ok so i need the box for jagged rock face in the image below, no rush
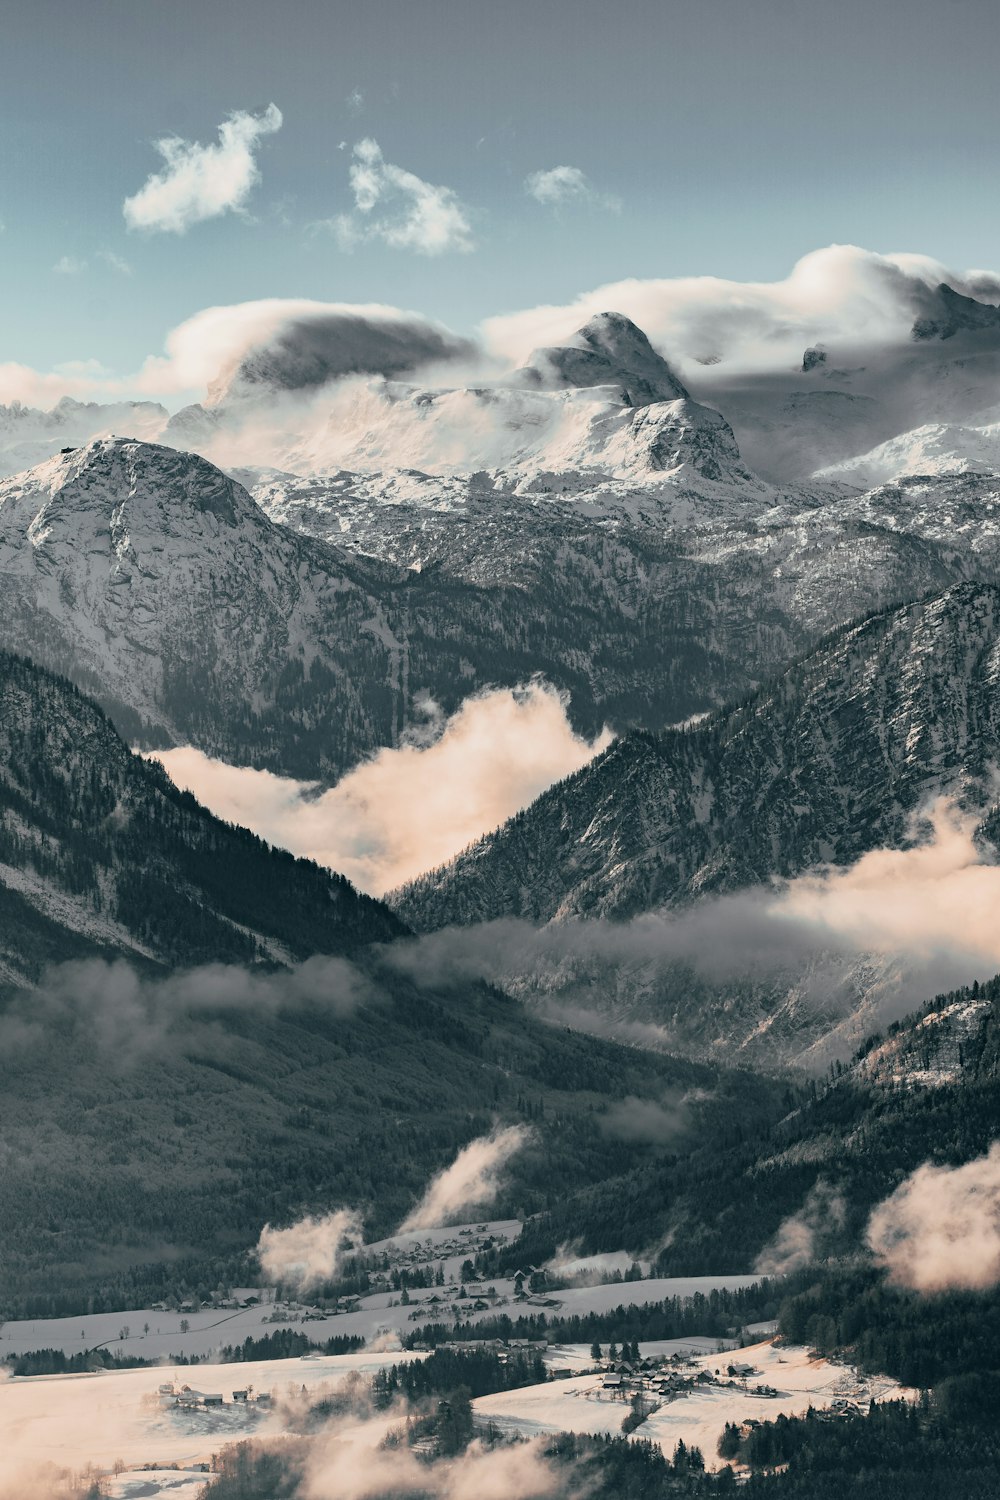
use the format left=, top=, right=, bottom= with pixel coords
left=5, top=437, right=1000, bottom=793
left=391, top=582, right=1000, bottom=930
left=517, top=311, right=691, bottom=408
left=0, top=438, right=416, bottom=778
left=628, top=399, right=754, bottom=481
left=911, top=282, right=1000, bottom=340
left=0, top=651, right=401, bottom=984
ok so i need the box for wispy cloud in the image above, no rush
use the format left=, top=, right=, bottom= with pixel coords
left=99, top=249, right=133, bottom=275
left=123, top=103, right=282, bottom=234
left=53, top=255, right=86, bottom=275
left=524, top=164, right=620, bottom=212
left=399, top=1124, right=533, bottom=1231
left=754, top=1181, right=847, bottom=1275
left=257, top=1207, right=364, bottom=1291
left=326, top=138, right=475, bottom=256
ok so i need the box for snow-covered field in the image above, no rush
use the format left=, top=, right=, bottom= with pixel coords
left=475, top=1339, right=914, bottom=1470
left=0, top=1272, right=761, bottom=1362
left=0, top=1349, right=420, bottom=1499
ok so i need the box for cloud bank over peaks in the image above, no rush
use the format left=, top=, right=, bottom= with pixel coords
left=325, top=138, right=475, bottom=256
left=135, top=297, right=478, bottom=401
left=152, top=683, right=613, bottom=896
left=123, top=104, right=282, bottom=234
left=399, top=1124, right=534, bottom=1231
left=480, top=245, right=1000, bottom=377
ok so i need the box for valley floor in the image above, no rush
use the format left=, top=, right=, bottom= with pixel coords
left=0, top=1272, right=761, bottom=1362
left=0, top=1348, right=421, bottom=1498
left=476, top=1338, right=914, bottom=1471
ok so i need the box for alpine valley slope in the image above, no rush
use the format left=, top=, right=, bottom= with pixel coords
left=0, top=649, right=401, bottom=985
left=484, top=970, right=1000, bottom=1283
left=393, top=581, right=1000, bottom=931
left=0, top=651, right=791, bottom=1308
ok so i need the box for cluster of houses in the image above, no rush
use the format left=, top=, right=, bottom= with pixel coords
left=734, top=1394, right=867, bottom=1443
left=148, top=1294, right=263, bottom=1315
left=598, top=1354, right=770, bottom=1405
left=158, top=1381, right=272, bottom=1411
left=362, top=1224, right=513, bottom=1291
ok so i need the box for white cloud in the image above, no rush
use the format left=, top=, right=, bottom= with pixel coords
left=305, top=1423, right=558, bottom=1500
left=399, top=1125, right=533, bottom=1232
left=150, top=683, right=612, bottom=895
left=866, top=1144, right=1000, bottom=1292
left=123, top=103, right=282, bottom=234
left=133, top=296, right=471, bottom=398
left=326, top=138, right=475, bottom=256
left=257, top=1207, right=365, bottom=1291
left=346, top=88, right=365, bottom=114
left=53, top=255, right=86, bottom=275
left=524, top=165, right=620, bottom=212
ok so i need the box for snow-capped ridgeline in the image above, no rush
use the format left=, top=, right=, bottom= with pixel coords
left=6, top=295, right=1000, bottom=492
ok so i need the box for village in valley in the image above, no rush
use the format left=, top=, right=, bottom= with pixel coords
left=0, top=1218, right=914, bottom=1499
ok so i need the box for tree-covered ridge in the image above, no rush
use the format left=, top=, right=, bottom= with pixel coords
left=0, top=648, right=402, bottom=981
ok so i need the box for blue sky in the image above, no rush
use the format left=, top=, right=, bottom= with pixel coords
left=2, top=0, right=998, bottom=388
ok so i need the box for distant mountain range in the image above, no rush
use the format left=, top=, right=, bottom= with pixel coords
left=5, top=376, right=1000, bottom=788
left=8, top=284, right=1000, bottom=486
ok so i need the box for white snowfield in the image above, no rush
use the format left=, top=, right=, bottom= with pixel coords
left=0, top=1349, right=421, bottom=1499
left=475, top=1339, right=915, bottom=1471
left=0, top=1271, right=760, bottom=1362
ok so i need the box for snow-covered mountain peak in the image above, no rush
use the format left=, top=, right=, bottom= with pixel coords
left=516, top=309, right=690, bottom=408
left=0, top=435, right=261, bottom=554
left=911, top=282, right=1000, bottom=341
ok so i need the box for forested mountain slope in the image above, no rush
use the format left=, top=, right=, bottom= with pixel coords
left=393, top=582, right=1000, bottom=928
left=0, top=650, right=788, bottom=1309
left=0, top=650, right=401, bottom=984
left=485, top=973, right=1000, bottom=1278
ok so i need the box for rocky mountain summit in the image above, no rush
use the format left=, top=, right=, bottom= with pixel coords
left=515, top=310, right=692, bottom=407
